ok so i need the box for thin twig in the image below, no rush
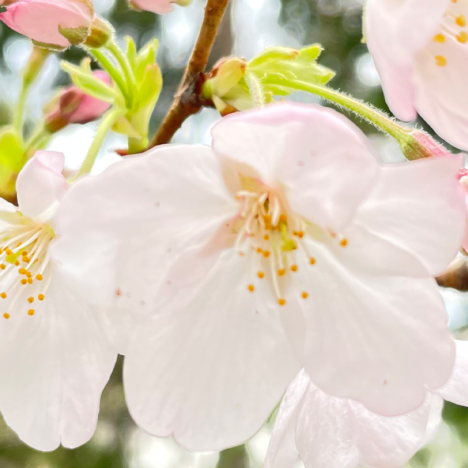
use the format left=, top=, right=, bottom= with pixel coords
left=147, top=0, right=230, bottom=148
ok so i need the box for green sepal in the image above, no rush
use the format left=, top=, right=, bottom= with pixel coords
left=58, top=25, right=90, bottom=46
left=61, top=60, right=121, bottom=104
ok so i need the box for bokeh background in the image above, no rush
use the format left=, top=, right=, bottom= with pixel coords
left=0, top=0, right=467, bottom=466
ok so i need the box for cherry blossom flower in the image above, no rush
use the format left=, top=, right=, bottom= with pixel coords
left=365, top=0, right=468, bottom=150
left=0, top=0, right=94, bottom=49
left=0, top=151, right=117, bottom=451
left=265, top=340, right=468, bottom=468
left=128, top=0, right=190, bottom=15
left=54, top=103, right=465, bottom=451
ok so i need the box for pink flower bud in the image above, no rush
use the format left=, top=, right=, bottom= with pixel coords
left=45, top=71, right=111, bottom=132
left=128, top=0, right=190, bottom=15
left=0, top=0, right=94, bottom=49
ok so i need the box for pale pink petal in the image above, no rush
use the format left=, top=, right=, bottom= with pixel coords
left=414, top=35, right=468, bottom=150
left=0, top=0, right=93, bottom=48
left=267, top=370, right=443, bottom=468
left=264, top=370, right=308, bottom=468
left=347, top=155, right=465, bottom=277
left=212, top=103, right=379, bottom=232
left=0, top=271, right=116, bottom=451
left=53, top=145, right=238, bottom=353
left=124, top=249, right=300, bottom=452
left=436, top=340, right=468, bottom=406
left=130, top=0, right=174, bottom=14
left=365, top=0, right=450, bottom=121
left=17, top=151, right=67, bottom=220
left=287, top=239, right=454, bottom=416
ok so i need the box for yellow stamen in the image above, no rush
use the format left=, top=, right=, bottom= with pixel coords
left=36, top=274, right=43, bottom=281
left=247, top=284, right=255, bottom=292
left=27, top=297, right=34, bottom=304
left=309, top=257, right=316, bottom=265
left=301, top=292, right=309, bottom=299
left=257, top=271, right=265, bottom=279
left=0, top=293, right=6, bottom=299
left=434, top=33, right=446, bottom=43
left=3, top=313, right=9, bottom=319
left=27, top=309, right=35, bottom=316
left=291, top=264, right=298, bottom=272
left=277, top=269, right=286, bottom=277
left=457, top=31, right=468, bottom=43
left=340, top=238, right=348, bottom=247
left=456, top=14, right=466, bottom=27
left=278, top=298, right=286, bottom=306
left=38, top=294, right=45, bottom=301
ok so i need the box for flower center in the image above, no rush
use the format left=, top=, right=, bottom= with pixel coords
left=430, top=1, right=468, bottom=67
left=0, top=212, right=55, bottom=319
left=234, top=182, right=347, bottom=306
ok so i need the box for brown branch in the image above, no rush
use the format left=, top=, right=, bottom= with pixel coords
left=148, top=0, right=230, bottom=148
left=437, top=259, right=468, bottom=291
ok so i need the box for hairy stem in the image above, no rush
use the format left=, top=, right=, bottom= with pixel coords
left=148, top=0, right=230, bottom=148
left=263, top=76, right=410, bottom=141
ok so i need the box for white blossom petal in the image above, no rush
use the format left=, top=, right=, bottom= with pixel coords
left=16, top=151, right=67, bottom=220
left=124, top=249, right=300, bottom=452
left=289, top=240, right=454, bottom=416
left=266, top=370, right=443, bottom=468
left=347, top=155, right=464, bottom=277
left=0, top=271, right=116, bottom=451
left=365, top=0, right=451, bottom=121
left=211, top=104, right=379, bottom=232
left=436, top=340, right=468, bottom=406
left=53, top=145, right=238, bottom=353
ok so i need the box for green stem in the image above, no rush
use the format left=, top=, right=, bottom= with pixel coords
left=73, top=107, right=124, bottom=180
left=263, top=77, right=410, bottom=140
left=107, top=41, right=137, bottom=110
left=88, top=47, right=131, bottom=106
left=215, top=445, right=250, bottom=468
left=24, top=123, right=50, bottom=154
left=13, top=83, right=30, bottom=135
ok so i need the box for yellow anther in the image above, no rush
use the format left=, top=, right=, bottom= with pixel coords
left=38, top=294, right=45, bottom=301
left=27, top=297, right=34, bottom=304
left=5, top=248, right=12, bottom=256
left=0, top=293, right=6, bottom=299
left=457, top=31, right=468, bottom=43
left=36, top=274, right=43, bottom=281
left=27, top=278, right=33, bottom=284
left=309, top=257, right=316, bottom=265
left=263, top=251, right=270, bottom=258
left=21, top=279, right=27, bottom=285
left=263, top=234, right=269, bottom=241
left=278, top=298, right=286, bottom=306
left=19, top=268, right=27, bottom=275
left=0, top=248, right=3, bottom=254
left=21, top=251, right=27, bottom=256
left=23, top=256, right=30, bottom=263
left=26, top=272, right=32, bottom=278
left=277, top=269, right=286, bottom=277
left=279, top=214, right=288, bottom=223
left=340, top=238, right=348, bottom=247
left=256, top=248, right=263, bottom=254
left=433, top=33, right=446, bottom=43
left=247, top=284, right=255, bottom=292
left=291, top=264, right=298, bottom=272
left=456, top=14, right=466, bottom=27
left=263, top=214, right=272, bottom=223
left=0, top=264, right=5, bottom=270
left=295, top=231, right=304, bottom=238
left=27, top=309, right=35, bottom=316
left=14, top=261, right=19, bottom=266
left=301, top=292, right=309, bottom=299
left=257, top=271, right=265, bottom=279
left=3, top=313, right=9, bottom=319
